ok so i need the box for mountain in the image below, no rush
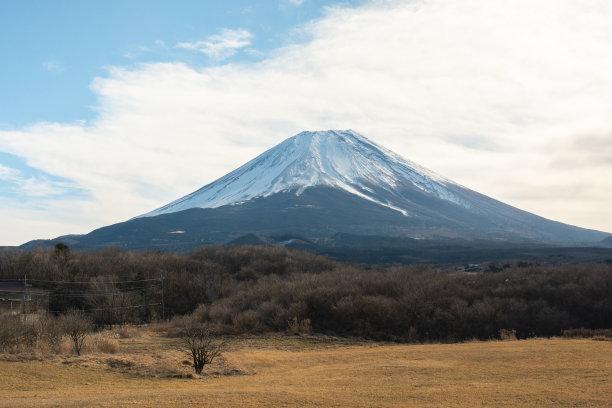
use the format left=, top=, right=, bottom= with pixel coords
left=137, top=129, right=606, bottom=242
left=142, top=129, right=465, bottom=218
left=21, top=130, right=609, bottom=255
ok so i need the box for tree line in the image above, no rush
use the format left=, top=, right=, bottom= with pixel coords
left=1, top=244, right=611, bottom=342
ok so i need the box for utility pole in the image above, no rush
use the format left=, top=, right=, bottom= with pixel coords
left=23, top=274, right=32, bottom=317
left=160, top=274, right=165, bottom=320
left=23, top=274, right=27, bottom=316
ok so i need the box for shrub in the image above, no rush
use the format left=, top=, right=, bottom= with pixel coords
left=58, top=310, right=93, bottom=356
left=499, top=329, right=517, bottom=341
left=36, top=313, right=63, bottom=354
left=0, top=314, right=23, bottom=352
left=177, top=318, right=224, bottom=375
left=286, top=317, right=312, bottom=335
left=0, top=312, right=63, bottom=354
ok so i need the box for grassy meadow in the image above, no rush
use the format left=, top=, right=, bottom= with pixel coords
left=1, top=330, right=610, bottom=407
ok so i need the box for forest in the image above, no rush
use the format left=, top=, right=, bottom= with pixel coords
left=1, top=244, right=611, bottom=342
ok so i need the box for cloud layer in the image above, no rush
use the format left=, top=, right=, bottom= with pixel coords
left=1, top=0, right=612, bottom=245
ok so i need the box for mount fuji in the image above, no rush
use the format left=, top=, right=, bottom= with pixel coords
left=22, top=130, right=609, bottom=255
left=142, top=129, right=465, bottom=218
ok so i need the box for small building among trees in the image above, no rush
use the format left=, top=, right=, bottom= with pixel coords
left=0, top=281, right=48, bottom=314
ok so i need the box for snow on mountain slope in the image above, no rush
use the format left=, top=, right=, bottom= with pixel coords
left=141, top=130, right=469, bottom=218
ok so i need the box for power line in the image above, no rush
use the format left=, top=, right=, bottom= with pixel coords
left=1, top=278, right=162, bottom=284
left=27, top=278, right=162, bottom=284
left=47, top=302, right=163, bottom=314
left=0, top=286, right=160, bottom=297
left=3, top=275, right=166, bottom=320
left=0, top=285, right=160, bottom=292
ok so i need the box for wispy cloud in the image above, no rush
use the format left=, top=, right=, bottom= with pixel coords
left=175, top=28, right=253, bottom=60
left=1, top=0, right=612, bottom=245
left=123, top=41, right=168, bottom=59
left=288, top=0, right=305, bottom=6
left=0, top=163, right=20, bottom=180
left=0, top=160, right=86, bottom=199
left=42, top=60, right=63, bottom=73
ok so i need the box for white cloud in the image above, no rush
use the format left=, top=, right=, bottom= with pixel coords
left=175, top=28, right=253, bottom=60
left=1, top=0, right=612, bottom=245
left=42, top=61, right=63, bottom=73
left=0, top=164, right=20, bottom=179
left=0, top=163, right=84, bottom=199
left=288, top=0, right=305, bottom=6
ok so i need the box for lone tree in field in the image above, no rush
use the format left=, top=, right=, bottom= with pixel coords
left=179, top=322, right=224, bottom=375
left=59, top=309, right=93, bottom=356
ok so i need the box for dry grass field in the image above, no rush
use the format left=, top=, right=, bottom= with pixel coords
left=0, top=330, right=610, bottom=407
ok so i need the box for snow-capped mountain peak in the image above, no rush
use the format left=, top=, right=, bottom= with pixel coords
left=38, top=129, right=607, bottom=250
left=141, top=130, right=467, bottom=218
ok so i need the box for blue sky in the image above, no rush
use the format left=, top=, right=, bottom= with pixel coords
left=0, top=0, right=361, bottom=244
left=0, top=0, right=360, bottom=126
left=1, top=0, right=612, bottom=245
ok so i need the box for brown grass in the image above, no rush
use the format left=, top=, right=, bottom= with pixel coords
left=0, top=334, right=610, bottom=407
left=87, top=334, right=119, bottom=354
left=114, top=325, right=144, bottom=339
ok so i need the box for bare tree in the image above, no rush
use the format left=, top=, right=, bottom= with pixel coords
left=179, top=321, right=224, bottom=375
left=87, top=275, right=137, bottom=327
left=59, top=310, right=93, bottom=356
